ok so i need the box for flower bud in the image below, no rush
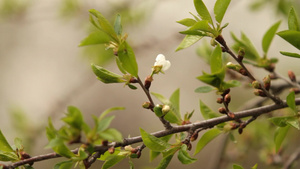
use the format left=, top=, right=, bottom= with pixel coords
left=263, top=75, right=271, bottom=91
left=238, top=68, right=248, bottom=76
left=190, top=132, right=199, bottom=142
left=216, top=98, right=223, bottom=104
left=224, top=94, right=231, bottom=104
left=251, top=80, right=261, bottom=89
left=152, top=65, right=163, bottom=74
left=288, top=70, right=296, bottom=82
left=102, top=140, right=108, bottom=146
left=237, top=48, right=245, bottom=62
left=144, top=76, right=153, bottom=90
left=108, top=147, right=115, bottom=154
left=238, top=127, right=243, bottom=134
left=129, top=77, right=138, bottom=83
left=227, top=112, right=235, bottom=119
left=142, top=102, right=153, bottom=109
left=222, top=88, right=231, bottom=96
left=210, top=38, right=217, bottom=47
left=153, top=104, right=163, bottom=117
left=162, top=105, right=171, bottom=114
left=253, top=89, right=267, bottom=97
left=218, top=107, right=227, bottom=114
left=124, top=145, right=133, bottom=151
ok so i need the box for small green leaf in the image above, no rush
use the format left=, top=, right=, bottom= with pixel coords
left=197, top=70, right=225, bottom=89
left=0, top=130, right=14, bottom=152
left=101, top=155, right=126, bottom=169
left=79, top=31, right=111, bottom=47
left=99, top=107, right=125, bottom=121
left=150, top=151, right=161, bottom=162
left=274, top=126, right=290, bottom=152
left=287, top=91, right=297, bottom=113
left=277, top=30, right=300, bottom=50
left=114, top=14, right=122, bottom=36
left=98, top=128, right=123, bottom=142
left=251, top=164, right=258, bottom=169
left=195, top=86, right=215, bottom=93
left=269, top=116, right=288, bottom=127
left=46, top=118, right=57, bottom=140
left=150, top=135, right=174, bottom=162
left=214, top=0, right=231, bottom=23
left=177, top=18, right=196, bottom=27
left=178, top=144, right=197, bottom=164
left=97, top=116, right=115, bottom=133
left=233, top=164, right=244, bottom=169
left=155, top=153, right=174, bottom=169
left=117, top=42, right=139, bottom=77
left=288, top=7, right=300, bottom=31
left=176, top=35, right=203, bottom=51
left=54, top=160, right=73, bottom=169
left=151, top=92, right=170, bottom=105
left=280, top=51, right=300, bottom=58
left=62, top=106, right=84, bottom=130
left=179, top=30, right=208, bottom=36
left=199, top=100, right=220, bottom=120
left=89, top=9, right=118, bottom=43
left=194, top=128, right=222, bottom=155
left=262, top=21, right=281, bottom=54
left=140, top=128, right=170, bottom=152
left=153, top=106, right=164, bottom=117
left=0, top=151, right=19, bottom=161
left=223, top=80, right=241, bottom=89
left=193, top=0, right=213, bottom=24
left=169, top=89, right=182, bottom=122
left=91, top=64, right=124, bottom=84
left=14, top=138, right=23, bottom=150
left=210, top=44, right=223, bottom=74
left=189, top=20, right=214, bottom=33
left=45, top=137, right=75, bottom=158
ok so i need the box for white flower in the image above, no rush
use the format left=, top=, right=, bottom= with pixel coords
left=154, top=54, right=171, bottom=72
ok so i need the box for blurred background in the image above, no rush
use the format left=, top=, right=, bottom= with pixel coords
left=1, top=0, right=300, bottom=168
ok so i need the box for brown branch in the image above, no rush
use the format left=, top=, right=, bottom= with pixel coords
left=5, top=98, right=300, bottom=169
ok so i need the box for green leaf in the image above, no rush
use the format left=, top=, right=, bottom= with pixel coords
left=199, top=100, right=220, bottom=120
left=89, top=9, right=118, bottom=42
left=270, top=116, right=300, bottom=130
left=223, top=80, right=241, bottom=89
left=140, top=128, right=170, bottom=152
left=214, top=0, right=231, bottom=23
left=277, top=30, right=300, bottom=50
left=150, top=134, right=174, bottom=162
left=0, top=130, right=14, bottom=152
left=288, top=7, right=300, bottom=31
left=177, top=18, right=197, bottom=27
left=54, top=160, right=73, bottom=169
left=98, top=128, right=123, bottom=142
left=231, top=32, right=260, bottom=61
left=14, top=137, right=23, bottom=150
left=153, top=106, right=164, bottom=117
left=114, top=14, right=122, bottom=36
left=45, top=137, right=75, bottom=158
left=169, top=89, right=182, bottom=122
left=0, top=151, right=19, bottom=161
left=251, top=164, right=258, bottom=169
left=99, top=107, right=125, bottom=121
left=210, top=44, right=223, bottom=74
left=274, top=126, right=290, bottom=152
left=151, top=92, right=170, bottom=105
left=91, top=64, right=124, bottom=84
left=176, top=35, right=203, bottom=51
left=101, top=155, right=126, bottom=169
left=179, top=30, right=208, bottom=36
left=195, top=86, right=215, bottom=93
left=280, top=51, right=300, bottom=58
left=46, top=118, right=57, bottom=140
left=97, top=116, right=115, bottom=133
left=189, top=20, right=214, bottom=33
left=117, top=42, right=139, bottom=77
left=269, top=116, right=288, bottom=127
left=233, top=164, right=244, bottom=169
left=197, top=70, right=225, bottom=89
left=287, top=91, right=297, bottom=113
left=178, top=144, right=197, bottom=164
left=262, top=21, right=281, bottom=54
left=62, top=106, right=84, bottom=130
left=194, top=128, right=222, bottom=155
left=193, top=0, right=213, bottom=24
left=79, top=31, right=111, bottom=47
left=155, top=153, right=174, bottom=169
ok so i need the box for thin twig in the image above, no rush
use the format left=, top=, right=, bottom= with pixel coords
left=283, top=147, right=300, bottom=169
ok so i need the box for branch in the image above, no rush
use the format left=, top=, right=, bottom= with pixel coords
left=6, top=98, right=300, bottom=169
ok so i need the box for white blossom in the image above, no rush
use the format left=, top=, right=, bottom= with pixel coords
left=154, top=54, right=171, bottom=72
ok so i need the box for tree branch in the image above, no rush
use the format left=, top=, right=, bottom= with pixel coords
left=5, top=98, right=300, bottom=169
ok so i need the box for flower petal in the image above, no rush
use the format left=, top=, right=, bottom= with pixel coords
left=156, top=54, right=166, bottom=62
